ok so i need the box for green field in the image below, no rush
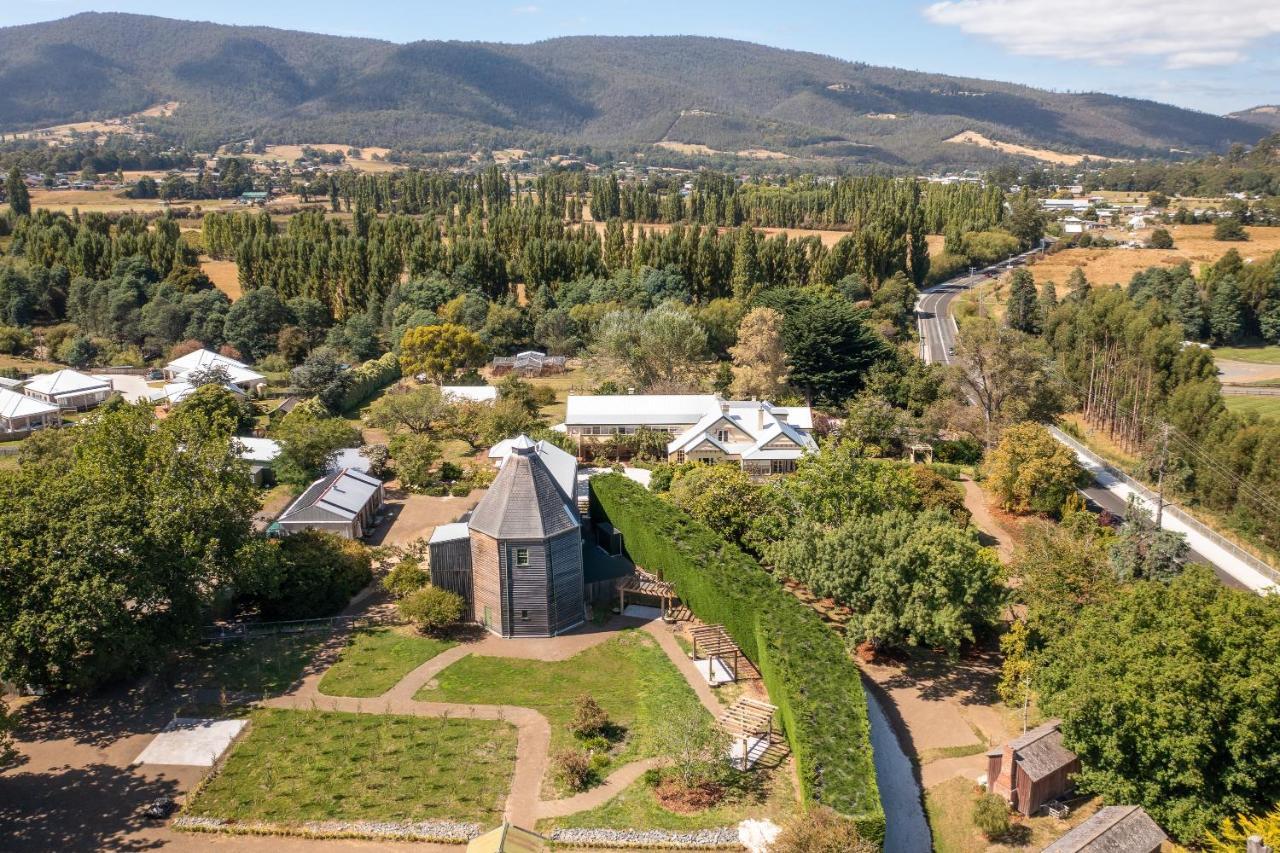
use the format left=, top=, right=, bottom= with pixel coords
left=1224, top=395, right=1280, bottom=421
left=415, top=630, right=706, bottom=790
left=1214, top=346, right=1280, bottom=365
left=186, top=709, right=516, bottom=824
left=318, top=627, right=455, bottom=698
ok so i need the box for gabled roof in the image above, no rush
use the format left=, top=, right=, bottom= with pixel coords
left=1042, top=806, right=1167, bottom=853
left=668, top=401, right=817, bottom=459
left=470, top=437, right=579, bottom=540
left=279, top=468, right=382, bottom=524
left=566, top=394, right=720, bottom=426
left=990, top=719, right=1078, bottom=782
left=488, top=435, right=577, bottom=498
left=233, top=437, right=281, bottom=464
left=163, top=380, right=246, bottom=406
left=0, top=387, right=59, bottom=419
left=442, top=385, right=498, bottom=403
left=23, top=369, right=111, bottom=397
left=165, top=349, right=265, bottom=386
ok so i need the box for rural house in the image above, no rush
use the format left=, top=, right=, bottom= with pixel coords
left=987, top=720, right=1080, bottom=815
left=163, top=349, right=266, bottom=393
left=1042, top=806, right=1167, bottom=853
left=562, top=394, right=816, bottom=473
left=273, top=468, right=384, bottom=539
left=442, top=385, right=499, bottom=403
left=22, top=369, right=113, bottom=411
left=429, top=435, right=585, bottom=638
left=0, top=387, right=60, bottom=438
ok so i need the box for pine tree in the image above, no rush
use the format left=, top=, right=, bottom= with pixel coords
left=1209, top=276, right=1245, bottom=345
left=1066, top=267, right=1090, bottom=302
left=1173, top=276, right=1208, bottom=341
left=1038, top=280, right=1058, bottom=325
left=1005, top=268, right=1040, bottom=334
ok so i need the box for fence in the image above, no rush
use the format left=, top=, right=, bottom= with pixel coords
left=200, top=612, right=396, bottom=642
left=1049, top=426, right=1280, bottom=585
left=1221, top=385, right=1280, bottom=397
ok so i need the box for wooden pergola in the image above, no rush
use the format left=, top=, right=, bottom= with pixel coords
left=618, top=568, right=678, bottom=619
left=691, top=624, right=747, bottom=683
left=717, top=697, right=778, bottom=770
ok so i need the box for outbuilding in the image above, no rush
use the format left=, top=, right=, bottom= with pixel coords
left=987, top=720, right=1080, bottom=816
left=0, top=387, right=60, bottom=437
left=274, top=468, right=384, bottom=539
left=1042, top=806, right=1167, bottom=853
left=22, top=369, right=113, bottom=411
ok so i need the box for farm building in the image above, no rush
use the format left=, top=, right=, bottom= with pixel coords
left=22, top=369, right=113, bottom=411
left=163, top=349, right=265, bottom=393
left=562, top=395, right=816, bottom=474
left=0, top=387, right=60, bottom=438
left=1042, top=806, right=1167, bottom=853
left=274, top=468, right=384, bottom=539
left=428, top=435, right=587, bottom=638
left=233, top=437, right=281, bottom=486
left=491, top=351, right=567, bottom=377
left=987, top=720, right=1080, bottom=816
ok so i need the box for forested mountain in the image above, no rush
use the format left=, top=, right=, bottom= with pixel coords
left=1231, top=106, right=1280, bottom=132
left=0, top=13, right=1263, bottom=168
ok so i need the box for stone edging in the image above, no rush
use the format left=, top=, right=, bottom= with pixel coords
left=546, top=826, right=743, bottom=848
left=172, top=815, right=480, bottom=843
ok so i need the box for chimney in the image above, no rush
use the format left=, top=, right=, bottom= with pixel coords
left=756, top=403, right=765, bottom=432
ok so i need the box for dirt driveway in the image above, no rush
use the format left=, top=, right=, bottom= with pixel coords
left=367, top=487, right=484, bottom=547
left=1218, top=358, right=1280, bottom=384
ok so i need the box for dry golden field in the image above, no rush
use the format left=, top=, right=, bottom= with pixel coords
left=200, top=258, right=243, bottom=301
left=25, top=188, right=195, bottom=215
left=653, top=140, right=791, bottom=160
left=9, top=101, right=179, bottom=146
left=944, top=130, right=1106, bottom=166
left=1026, top=224, right=1280, bottom=287
left=241, top=144, right=399, bottom=173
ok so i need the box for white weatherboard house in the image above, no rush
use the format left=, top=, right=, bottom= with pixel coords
left=274, top=468, right=384, bottom=539
left=0, top=387, right=60, bottom=437
left=163, top=349, right=265, bottom=392
left=22, top=369, right=113, bottom=411
left=442, top=385, right=499, bottom=404
left=562, top=394, right=816, bottom=475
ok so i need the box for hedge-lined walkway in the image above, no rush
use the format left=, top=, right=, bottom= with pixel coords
left=250, top=614, right=718, bottom=827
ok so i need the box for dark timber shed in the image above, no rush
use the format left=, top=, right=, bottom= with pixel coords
left=468, top=437, right=584, bottom=637
left=987, top=719, right=1080, bottom=816
left=1041, top=806, right=1167, bottom=853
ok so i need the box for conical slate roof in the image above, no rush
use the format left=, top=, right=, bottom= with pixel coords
left=468, top=436, right=579, bottom=540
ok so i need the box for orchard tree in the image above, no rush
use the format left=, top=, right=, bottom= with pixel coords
left=272, top=411, right=360, bottom=484
left=667, top=463, right=766, bottom=546
left=986, top=422, right=1083, bottom=515
left=367, top=382, right=451, bottom=434
left=588, top=303, right=710, bottom=392
left=399, top=323, right=486, bottom=384
left=728, top=306, right=788, bottom=399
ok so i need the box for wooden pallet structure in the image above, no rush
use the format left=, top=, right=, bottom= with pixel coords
left=617, top=566, right=679, bottom=619
left=717, top=697, right=779, bottom=771
left=690, top=624, right=757, bottom=683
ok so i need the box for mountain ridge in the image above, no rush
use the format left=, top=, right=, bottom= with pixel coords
left=0, top=12, right=1265, bottom=168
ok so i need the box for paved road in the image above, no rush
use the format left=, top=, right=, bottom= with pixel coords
left=913, top=253, right=1265, bottom=592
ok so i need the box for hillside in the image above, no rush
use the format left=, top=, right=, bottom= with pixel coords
left=1231, top=106, right=1280, bottom=132
left=0, top=12, right=1264, bottom=168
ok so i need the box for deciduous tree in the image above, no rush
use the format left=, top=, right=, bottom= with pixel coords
left=398, top=323, right=486, bottom=384
left=728, top=307, right=788, bottom=399
left=986, top=422, right=1083, bottom=515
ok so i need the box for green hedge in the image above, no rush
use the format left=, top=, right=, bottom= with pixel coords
left=335, top=352, right=400, bottom=413
left=589, top=474, right=885, bottom=842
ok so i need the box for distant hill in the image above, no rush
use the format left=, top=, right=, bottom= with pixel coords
left=0, top=13, right=1265, bottom=168
left=1230, top=106, right=1280, bottom=132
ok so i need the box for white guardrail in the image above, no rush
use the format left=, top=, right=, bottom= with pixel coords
left=1049, top=426, right=1280, bottom=590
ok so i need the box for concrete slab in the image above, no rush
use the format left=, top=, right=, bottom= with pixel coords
left=727, top=735, right=769, bottom=771
left=133, top=718, right=246, bottom=767
left=621, top=604, right=663, bottom=620
left=693, top=656, right=734, bottom=686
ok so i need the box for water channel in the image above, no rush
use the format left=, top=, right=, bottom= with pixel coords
left=865, top=689, right=932, bottom=852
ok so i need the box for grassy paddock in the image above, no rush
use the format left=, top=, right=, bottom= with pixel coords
left=1223, top=395, right=1280, bottom=421
left=186, top=709, right=516, bottom=824
left=318, top=627, right=455, bottom=697
left=415, top=630, right=706, bottom=790
left=1215, top=345, right=1280, bottom=365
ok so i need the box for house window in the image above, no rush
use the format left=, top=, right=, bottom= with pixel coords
left=515, top=548, right=529, bottom=566
left=770, top=459, right=797, bottom=474
left=716, top=429, right=730, bottom=443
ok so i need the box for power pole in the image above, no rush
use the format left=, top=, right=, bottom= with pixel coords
left=1154, top=422, right=1170, bottom=528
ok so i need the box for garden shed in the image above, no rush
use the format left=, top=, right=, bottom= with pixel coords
left=987, top=719, right=1080, bottom=816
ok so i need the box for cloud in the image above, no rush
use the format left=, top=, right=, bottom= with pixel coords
left=923, top=0, right=1280, bottom=68
left=511, top=4, right=541, bottom=13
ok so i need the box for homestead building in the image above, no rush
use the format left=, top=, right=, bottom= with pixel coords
left=0, top=387, right=60, bottom=438
left=22, top=369, right=113, bottom=411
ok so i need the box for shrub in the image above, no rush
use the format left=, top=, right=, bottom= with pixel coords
left=398, top=585, right=465, bottom=634
left=570, top=694, right=610, bottom=739
left=439, top=461, right=464, bottom=482
left=973, top=792, right=1011, bottom=839
left=251, top=531, right=373, bottom=619
left=588, top=474, right=884, bottom=841
left=425, top=485, right=448, bottom=497
left=772, top=806, right=877, bottom=853
left=449, top=484, right=472, bottom=497
left=383, top=557, right=429, bottom=599
left=552, top=748, right=593, bottom=791
left=1213, top=218, right=1248, bottom=242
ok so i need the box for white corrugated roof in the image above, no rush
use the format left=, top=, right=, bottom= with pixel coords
left=23, top=369, right=111, bottom=397
left=429, top=522, right=470, bottom=544
left=233, top=437, right=281, bottom=464
left=165, top=349, right=265, bottom=386
left=163, top=381, right=246, bottom=405
left=0, top=387, right=59, bottom=419
left=442, top=385, right=498, bottom=403
left=565, top=394, right=720, bottom=426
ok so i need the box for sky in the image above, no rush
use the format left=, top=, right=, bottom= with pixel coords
left=2, top=0, right=1278, bottom=114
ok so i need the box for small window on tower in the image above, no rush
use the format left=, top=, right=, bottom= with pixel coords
left=521, top=609, right=529, bottom=620
left=515, top=548, right=529, bottom=566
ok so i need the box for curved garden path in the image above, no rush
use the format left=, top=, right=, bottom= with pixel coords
left=260, top=616, right=724, bottom=826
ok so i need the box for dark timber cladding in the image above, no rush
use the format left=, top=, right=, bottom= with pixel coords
left=468, top=437, right=583, bottom=638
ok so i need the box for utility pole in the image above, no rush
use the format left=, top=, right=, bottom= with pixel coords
left=1154, top=422, right=1170, bottom=528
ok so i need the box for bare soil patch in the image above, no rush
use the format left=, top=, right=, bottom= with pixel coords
left=945, top=131, right=1106, bottom=166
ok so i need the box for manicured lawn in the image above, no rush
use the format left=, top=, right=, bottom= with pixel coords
left=538, top=762, right=797, bottom=833
left=1214, top=345, right=1280, bottom=365
left=415, top=630, right=706, bottom=789
left=181, top=634, right=324, bottom=697
left=186, top=709, right=516, bottom=824
left=318, top=627, right=455, bottom=697
left=1224, top=394, right=1280, bottom=422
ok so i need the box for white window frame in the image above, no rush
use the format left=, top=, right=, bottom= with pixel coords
left=515, top=547, right=529, bottom=566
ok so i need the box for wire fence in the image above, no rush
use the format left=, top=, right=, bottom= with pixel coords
left=1049, top=426, right=1280, bottom=585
